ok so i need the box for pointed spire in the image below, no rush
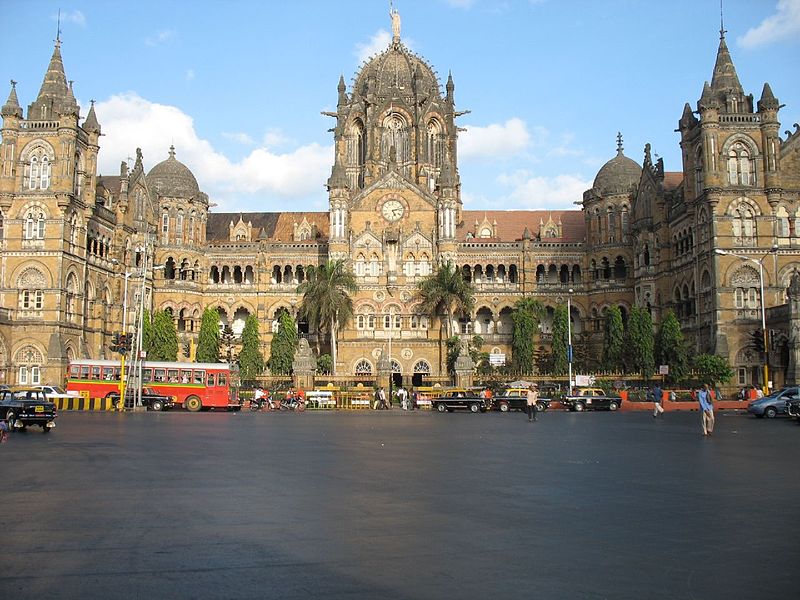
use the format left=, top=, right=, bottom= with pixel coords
left=758, top=82, right=779, bottom=112
left=709, top=34, right=743, bottom=97
left=2, top=80, right=22, bottom=118
left=698, top=81, right=717, bottom=110
left=439, top=154, right=457, bottom=187
left=446, top=71, right=454, bottom=101
left=337, top=74, right=347, bottom=105
left=28, top=39, right=72, bottom=119
left=83, top=99, right=101, bottom=134
left=327, top=152, right=349, bottom=189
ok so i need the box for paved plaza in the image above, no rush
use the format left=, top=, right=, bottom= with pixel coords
left=1, top=409, right=798, bottom=599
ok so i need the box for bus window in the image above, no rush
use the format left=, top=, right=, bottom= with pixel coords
left=167, top=369, right=179, bottom=383
left=91, top=366, right=101, bottom=380
left=81, top=366, right=90, bottom=379
left=142, top=369, right=153, bottom=383
left=70, top=365, right=80, bottom=377
left=218, top=373, right=227, bottom=387
left=207, top=373, right=216, bottom=387
left=193, top=370, right=204, bottom=385
left=103, top=367, right=114, bottom=380
left=114, top=368, right=121, bottom=380
left=154, top=369, right=166, bottom=383
left=180, top=370, right=191, bottom=384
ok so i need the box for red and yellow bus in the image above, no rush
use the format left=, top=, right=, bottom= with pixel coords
left=66, top=359, right=239, bottom=411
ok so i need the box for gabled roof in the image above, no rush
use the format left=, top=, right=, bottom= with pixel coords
left=663, top=172, right=683, bottom=191
left=206, top=212, right=329, bottom=243
left=460, top=210, right=585, bottom=243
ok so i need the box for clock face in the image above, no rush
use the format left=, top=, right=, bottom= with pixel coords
left=381, top=199, right=405, bottom=222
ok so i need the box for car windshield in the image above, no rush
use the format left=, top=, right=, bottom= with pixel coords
left=48, top=386, right=67, bottom=394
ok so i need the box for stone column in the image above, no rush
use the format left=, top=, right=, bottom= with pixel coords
left=453, top=338, right=475, bottom=389
left=292, top=338, right=316, bottom=390
left=785, top=271, right=800, bottom=384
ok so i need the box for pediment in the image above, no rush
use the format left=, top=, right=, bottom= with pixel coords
left=353, top=230, right=384, bottom=249
left=403, top=230, right=433, bottom=250
left=350, top=169, right=436, bottom=209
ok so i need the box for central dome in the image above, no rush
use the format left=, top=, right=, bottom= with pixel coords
left=593, top=147, right=641, bottom=196
left=147, top=146, right=200, bottom=198
left=353, top=42, right=440, bottom=99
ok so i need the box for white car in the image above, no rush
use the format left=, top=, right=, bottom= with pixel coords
left=34, top=385, right=80, bottom=400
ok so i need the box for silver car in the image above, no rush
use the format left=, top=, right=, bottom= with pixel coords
left=747, top=387, right=799, bottom=418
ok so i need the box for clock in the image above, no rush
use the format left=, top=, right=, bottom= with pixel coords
left=381, top=199, right=405, bottom=222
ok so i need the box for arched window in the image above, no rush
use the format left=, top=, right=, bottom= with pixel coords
left=694, top=145, right=704, bottom=197
left=29, top=157, right=39, bottom=190
left=727, top=141, right=754, bottom=186
left=175, top=212, right=184, bottom=244
left=161, top=210, right=169, bottom=243
left=354, top=359, right=373, bottom=375
left=73, top=153, right=81, bottom=197
left=777, top=207, right=790, bottom=239
left=16, top=346, right=44, bottom=385
left=40, top=156, right=50, bottom=189
left=381, top=113, right=409, bottom=164
left=413, top=360, right=431, bottom=374
left=427, top=119, right=443, bottom=167
left=24, top=210, right=46, bottom=240
left=732, top=205, right=755, bottom=242
left=188, top=212, right=196, bottom=244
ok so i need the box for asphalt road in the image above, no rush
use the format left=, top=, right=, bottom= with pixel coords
left=1, top=408, right=798, bottom=600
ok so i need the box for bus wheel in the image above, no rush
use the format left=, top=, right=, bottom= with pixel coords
left=185, top=396, right=202, bottom=412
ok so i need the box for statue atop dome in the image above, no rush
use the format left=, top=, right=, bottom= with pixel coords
left=390, top=5, right=401, bottom=42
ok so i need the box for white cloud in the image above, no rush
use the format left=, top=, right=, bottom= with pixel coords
left=459, top=118, right=531, bottom=159
left=222, top=132, right=255, bottom=145
left=94, top=93, right=332, bottom=210
left=355, top=29, right=392, bottom=64
left=262, top=129, right=291, bottom=148
left=145, top=29, right=173, bottom=47
left=495, top=170, right=591, bottom=210
left=185, top=69, right=195, bottom=81
left=739, top=0, right=800, bottom=48
left=53, top=10, right=86, bottom=26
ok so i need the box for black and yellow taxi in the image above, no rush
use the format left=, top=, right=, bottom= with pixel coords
left=0, top=386, right=58, bottom=432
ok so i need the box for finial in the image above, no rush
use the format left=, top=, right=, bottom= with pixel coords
left=719, top=0, right=726, bottom=40
left=169, top=145, right=176, bottom=158
left=10, top=80, right=16, bottom=89
left=389, top=1, right=401, bottom=42
left=90, top=99, right=95, bottom=107
left=616, top=132, right=624, bottom=155
left=56, top=8, right=62, bottom=47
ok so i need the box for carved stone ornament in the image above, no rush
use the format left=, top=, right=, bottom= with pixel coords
left=731, top=265, right=759, bottom=286
left=374, top=290, right=385, bottom=302
left=372, top=347, right=382, bottom=359
left=788, top=270, right=800, bottom=300
left=401, top=348, right=413, bottom=360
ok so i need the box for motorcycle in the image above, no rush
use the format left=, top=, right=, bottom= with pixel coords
left=249, top=393, right=276, bottom=411
left=281, top=394, right=306, bottom=412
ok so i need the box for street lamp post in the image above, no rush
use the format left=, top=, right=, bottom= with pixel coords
left=716, top=247, right=778, bottom=394
left=567, top=288, right=574, bottom=394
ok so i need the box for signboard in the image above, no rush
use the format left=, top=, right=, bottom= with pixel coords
left=659, top=365, right=669, bottom=375
left=489, top=353, right=506, bottom=366
left=575, top=374, right=595, bottom=387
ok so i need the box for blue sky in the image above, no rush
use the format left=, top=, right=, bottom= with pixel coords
left=2, top=0, right=799, bottom=213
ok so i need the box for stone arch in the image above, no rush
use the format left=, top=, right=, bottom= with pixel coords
left=725, top=195, right=762, bottom=217
left=354, top=358, right=373, bottom=375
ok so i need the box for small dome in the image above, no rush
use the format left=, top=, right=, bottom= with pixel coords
left=146, top=146, right=199, bottom=198
left=593, top=137, right=641, bottom=196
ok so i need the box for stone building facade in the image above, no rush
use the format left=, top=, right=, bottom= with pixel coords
left=1, top=21, right=799, bottom=389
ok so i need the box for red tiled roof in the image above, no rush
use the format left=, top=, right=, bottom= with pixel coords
left=206, top=212, right=329, bottom=242
left=460, top=210, right=585, bottom=243
left=663, top=172, right=683, bottom=191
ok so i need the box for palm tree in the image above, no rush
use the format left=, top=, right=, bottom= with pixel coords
left=297, top=259, right=358, bottom=376
left=416, top=261, right=476, bottom=374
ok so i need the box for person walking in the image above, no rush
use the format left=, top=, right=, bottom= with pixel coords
left=652, top=383, right=664, bottom=418
left=698, top=383, right=715, bottom=436
left=526, top=384, right=539, bottom=422
left=378, top=387, right=389, bottom=410
left=397, top=386, right=408, bottom=410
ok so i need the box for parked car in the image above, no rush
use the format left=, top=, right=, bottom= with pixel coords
left=747, top=387, right=799, bottom=418
left=0, top=387, right=58, bottom=432
left=492, top=388, right=550, bottom=413
left=562, top=387, right=622, bottom=412
left=108, top=387, right=175, bottom=411
left=431, top=391, right=489, bottom=413
left=33, top=384, right=80, bottom=400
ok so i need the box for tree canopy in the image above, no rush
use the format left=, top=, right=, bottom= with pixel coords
left=625, top=307, right=655, bottom=376
left=655, top=309, right=688, bottom=383
left=196, top=308, right=221, bottom=363
left=267, top=310, right=298, bottom=375
left=602, top=306, right=625, bottom=372
left=511, top=297, right=544, bottom=373
left=551, top=304, right=569, bottom=375
left=297, top=259, right=358, bottom=375
left=238, top=314, right=264, bottom=381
